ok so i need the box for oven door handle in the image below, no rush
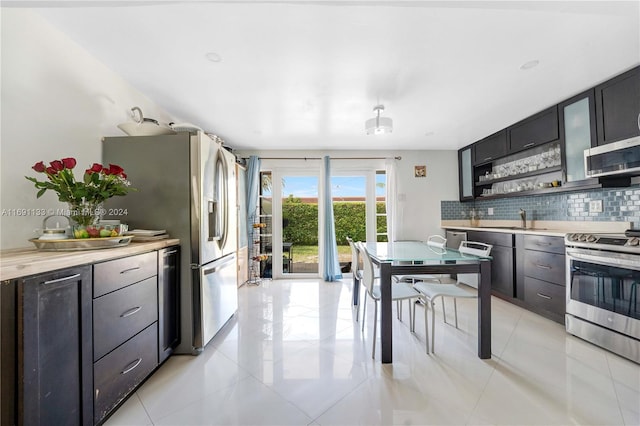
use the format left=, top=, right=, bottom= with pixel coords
left=566, top=248, right=640, bottom=270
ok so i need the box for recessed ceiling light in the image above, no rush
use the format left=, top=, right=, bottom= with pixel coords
left=520, top=60, right=539, bottom=70
left=205, top=52, right=222, bottom=63
left=425, top=131, right=435, bottom=137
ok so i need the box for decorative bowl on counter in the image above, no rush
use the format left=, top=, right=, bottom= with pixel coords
left=29, top=235, right=134, bottom=251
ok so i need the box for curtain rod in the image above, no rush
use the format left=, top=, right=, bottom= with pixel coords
left=251, top=156, right=402, bottom=161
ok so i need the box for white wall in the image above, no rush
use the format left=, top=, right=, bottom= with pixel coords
left=0, top=9, right=460, bottom=250
left=1, top=9, right=174, bottom=249
left=236, top=149, right=459, bottom=241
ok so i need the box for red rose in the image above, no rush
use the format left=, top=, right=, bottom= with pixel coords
left=121, top=172, right=127, bottom=179
left=45, top=166, right=57, bottom=175
left=50, top=160, right=64, bottom=171
left=89, top=163, right=103, bottom=173
left=32, top=161, right=46, bottom=173
left=61, top=157, right=76, bottom=169
left=102, top=166, right=112, bottom=175
left=108, top=164, right=124, bottom=176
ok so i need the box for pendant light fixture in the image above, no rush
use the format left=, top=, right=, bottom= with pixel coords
left=365, top=104, right=393, bottom=135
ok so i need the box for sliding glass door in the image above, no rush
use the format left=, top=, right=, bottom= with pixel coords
left=259, top=162, right=388, bottom=279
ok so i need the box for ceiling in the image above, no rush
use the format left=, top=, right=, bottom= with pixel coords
left=22, top=1, right=640, bottom=151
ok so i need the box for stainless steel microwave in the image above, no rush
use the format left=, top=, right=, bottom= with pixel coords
left=584, top=136, right=640, bottom=178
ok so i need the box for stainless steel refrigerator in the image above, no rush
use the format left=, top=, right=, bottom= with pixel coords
left=103, top=131, right=238, bottom=354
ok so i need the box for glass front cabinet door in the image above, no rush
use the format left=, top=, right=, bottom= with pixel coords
left=459, top=145, right=474, bottom=200
left=559, top=89, right=597, bottom=184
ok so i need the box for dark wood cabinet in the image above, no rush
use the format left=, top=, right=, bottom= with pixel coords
left=2, top=245, right=180, bottom=426
left=93, top=276, right=158, bottom=361
left=466, top=231, right=515, bottom=298
left=94, top=323, right=158, bottom=423
left=508, top=106, right=559, bottom=153
left=517, top=234, right=566, bottom=324
left=158, top=247, right=180, bottom=363
left=474, top=130, right=507, bottom=165
left=92, top=252, right=159, bottom=425
left=595, top=66, right=640, bottom=146
left=19, top=266, right=93, bottom=426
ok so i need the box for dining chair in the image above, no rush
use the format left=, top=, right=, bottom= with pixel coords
left=357, top=242, right=421, bottom=359
left=412, top=240, right=492, bottom=354
left=393, top=235, right=451, bottom=284
left=346, top=237, right=364, bottom=322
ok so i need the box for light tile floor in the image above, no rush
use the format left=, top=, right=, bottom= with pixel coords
left=106, top=278, right=639, bottom=425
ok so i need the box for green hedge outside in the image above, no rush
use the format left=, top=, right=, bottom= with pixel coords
left=282, top=199, right=386, bottom=245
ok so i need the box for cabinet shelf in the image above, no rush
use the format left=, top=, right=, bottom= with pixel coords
left=475, top=165, right=562, bottom=186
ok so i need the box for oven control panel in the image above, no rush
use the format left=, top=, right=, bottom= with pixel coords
left=566, top=233, right=640, bottom=248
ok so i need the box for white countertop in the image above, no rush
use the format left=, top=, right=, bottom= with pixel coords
left=441, top=220, right=631, bottom=237
left=0, top=239, right=180, bottom=281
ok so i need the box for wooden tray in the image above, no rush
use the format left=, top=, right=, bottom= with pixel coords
left=29, top=236, right=134, bottom=251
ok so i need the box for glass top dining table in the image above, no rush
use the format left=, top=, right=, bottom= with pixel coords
left=360, top=241, right=493, bottom=363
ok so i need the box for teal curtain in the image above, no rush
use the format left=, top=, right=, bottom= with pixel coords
left=246, top=156, right=261, bottom=244
left=322, top=156, right=342, bottom=281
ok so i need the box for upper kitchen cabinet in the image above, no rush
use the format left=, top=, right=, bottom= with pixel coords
left=474, top=130, right=507, bottom=165
left=508, top=106, right=559, bottom=154
left=458, top=144, right=474, bottom=201
left=595, top=66, right=640, bottom=146
left=559, top=89, right=597, bottom=184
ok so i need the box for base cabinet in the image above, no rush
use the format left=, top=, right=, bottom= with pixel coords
left=516, top=234, right=566, bottom=324
left=19, top=266, right=93, bottom=426
left=1, top=245, right=180, bottom=426
left=466, top=231, right=515, bottom=298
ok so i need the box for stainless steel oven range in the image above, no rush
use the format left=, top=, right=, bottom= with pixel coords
left=565, top=232, right=640, bottom=363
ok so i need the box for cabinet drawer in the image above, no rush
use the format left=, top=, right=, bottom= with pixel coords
left=523, top=277, right=565, bottom=317
left=94, top=251, right=157, bottom=297
left=508, top=106, right=559, bottom=153
left=466, top=230, right=514, bottom=248
left=93, top=277, right=158, bottom=361
left=94, top=323, right=158, bottom=424
left=523, top=250, right=566, bottom=285
left=523, top=235, right=565, bottom=254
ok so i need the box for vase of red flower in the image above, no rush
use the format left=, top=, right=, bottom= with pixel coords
left=26, top=157, right=134, bottom=227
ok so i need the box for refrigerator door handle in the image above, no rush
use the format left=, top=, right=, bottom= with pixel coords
left=203, top=255, right=236, bottom=275
left=208, top=199, right=221, bottom=241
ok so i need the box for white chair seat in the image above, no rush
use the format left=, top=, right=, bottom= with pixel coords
left=372, top=281, right=420, bottom=301
left=413, top=282, right=476, bottom=300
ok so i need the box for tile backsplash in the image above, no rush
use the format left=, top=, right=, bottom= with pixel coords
left=442, top=185, right=640, bottom=228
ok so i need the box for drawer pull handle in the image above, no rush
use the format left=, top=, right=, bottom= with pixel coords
left=43, top=273, right=81, bottom=285
left=535, top=242, right=552, bottom=246
left=164, top=249, right=178, bottom=256
left=536, top=292, right=552, bottom=300
left=483, top=157, right=492, bottom=161
left=120, top=266, right=141, bottom=274
left=524, top=142, right=535, bottom=148
left=121, top=358, right=142, bottom=375
left=120, top=306, right=142, bottom=318
left=535, top=264, right=552, bottom=270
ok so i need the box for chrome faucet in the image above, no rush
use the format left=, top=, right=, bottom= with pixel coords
left=519, top=209, right=527, bottom=229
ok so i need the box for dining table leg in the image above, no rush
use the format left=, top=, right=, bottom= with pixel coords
left=478, top=260, right=492, bottom=359
left=379, top=262, right=393, bottom=363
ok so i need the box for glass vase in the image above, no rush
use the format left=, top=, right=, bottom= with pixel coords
left=67, top=201, right=104, bottom=227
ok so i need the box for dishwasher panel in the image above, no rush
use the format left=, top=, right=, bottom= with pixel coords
left=446, top=230, right=478, bottom=288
